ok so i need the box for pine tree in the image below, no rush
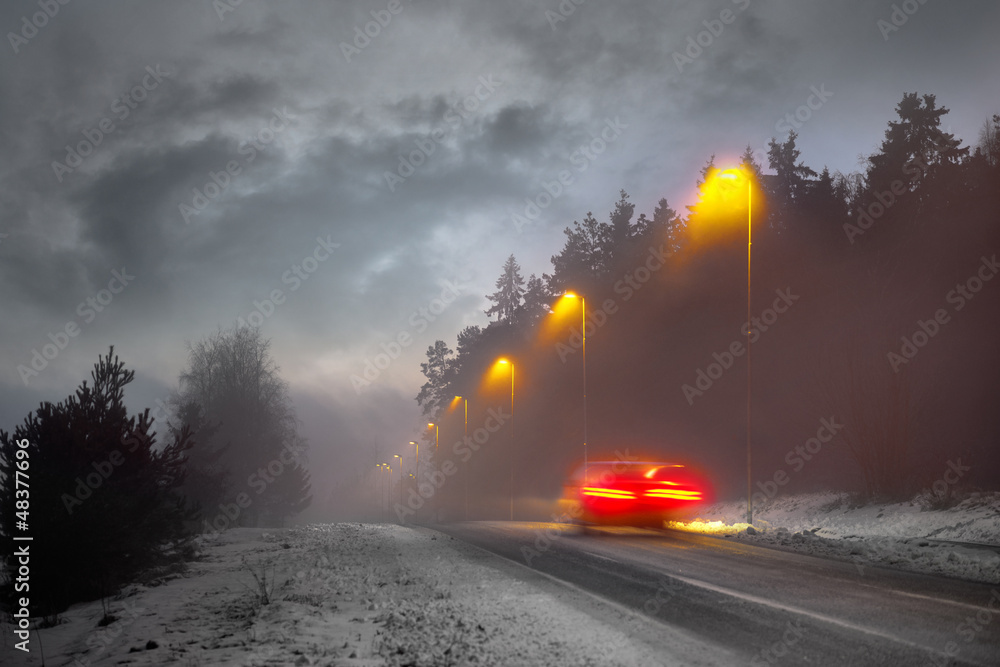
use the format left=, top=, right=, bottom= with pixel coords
left=550, top=212, right=606, bottom=291
left=416, top=340, right=454, bottom=418
left=652, top=197, right=684, bottom=253
left=740, top=144, right=764, bottom=180
left=0, top=348, right=194, bottom=615
left=518, top=274, right=553, bottom=327
left=767, top=130, right=817, bottom=223
left=485, top=254, right=526, bottom=324
left=866, top=92, right=967, bottom=194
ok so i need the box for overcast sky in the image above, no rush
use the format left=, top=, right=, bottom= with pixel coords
left=2, top=0, right=998, bottom=504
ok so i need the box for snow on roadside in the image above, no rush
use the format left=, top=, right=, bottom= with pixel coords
left=4, top=524, right=673, bottom=667
left=668, top=491, right=1000, bottom=584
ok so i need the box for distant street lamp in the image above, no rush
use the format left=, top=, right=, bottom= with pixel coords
left=561, top=292, right=589, bottom=484
left=498, top=359, right=514, bottom=521
left=393, top=454, right=403, bottom=520
left=374, top=463, right=381, bottom=521
left=409, top=440, right=418, bottom=485
left=378, top=463, right=390, bottom=521
left=428, top=422, right=438, bottom=450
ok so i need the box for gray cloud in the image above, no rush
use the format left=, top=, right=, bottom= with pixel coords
left=2, top=0, right=998, bottom=496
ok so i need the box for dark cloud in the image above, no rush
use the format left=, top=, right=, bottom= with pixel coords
left=1, top=0, right=998, bottom=498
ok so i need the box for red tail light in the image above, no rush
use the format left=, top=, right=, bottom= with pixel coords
left=581, top=487, right=635, bottom=499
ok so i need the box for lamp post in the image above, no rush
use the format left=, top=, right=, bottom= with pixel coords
left=378, top=463, right=389, bottom=521
left=455, top=396, right=468, bottom=520
left=720, top=167, right=753, bottom=526
left=409, top=440, right=418, bottom=488
left=374, top=463, right=381, bottom=521
left=393, top=454, right=403, bottom=520
left=498, top=359, right=514, bottom=521
left=384, top=462, right=392, bottom=521
left=562, top=292, right=588, bottom=484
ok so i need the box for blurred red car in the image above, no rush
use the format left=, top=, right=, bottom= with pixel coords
left=561, top=460, right=712, bottom=529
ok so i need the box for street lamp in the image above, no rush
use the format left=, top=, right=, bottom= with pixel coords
left=393, top=454, right=403, bottom=520
left=454, top=396, right=469, bottom=519
left=409, top=440, right=418, bottom=485
left=428, top=422, right=438, bottom=450
left=561, top=292, right=588, bottom=484
left=497, top=359, right=514, bottom=521
left=718, top=167, right=754, bottom=526
left=374, top=463, right=381, bottom=521
left=378, top=463, right=390, bottom=521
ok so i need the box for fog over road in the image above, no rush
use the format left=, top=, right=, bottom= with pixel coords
left=435, top=521, right=1000, bottom=666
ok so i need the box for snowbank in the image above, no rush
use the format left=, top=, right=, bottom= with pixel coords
left=668, top=491, right=1000, bottom=584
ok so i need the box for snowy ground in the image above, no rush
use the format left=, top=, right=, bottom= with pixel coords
left=3, top=491, right=998, bottom=666
left=3, top=524, right=672, bottom=667
left=668, top=490, right=1000, bottom=584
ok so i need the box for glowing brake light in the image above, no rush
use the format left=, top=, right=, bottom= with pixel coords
left=582, top=487, right=635, bottom=499
left=645, top=489, right=702, bottom=500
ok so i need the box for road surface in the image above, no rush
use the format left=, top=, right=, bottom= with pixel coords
left=434, top=521, right=1000, bottom=666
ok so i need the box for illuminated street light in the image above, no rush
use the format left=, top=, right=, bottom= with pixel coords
left=378, top=462, right=390, bottom=521
left=393, top=454, right=403, bottom=520
left=408, top=440, right=419, bottom=518
left=497, top=359, right=514, bottom=521
left=409, top=440, right=418, bottom=484
left=561, top=292, right=589, bottom=484
left=717, top=167, right=755, bottom=526
left=428, top=422, right=438, bottom=450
